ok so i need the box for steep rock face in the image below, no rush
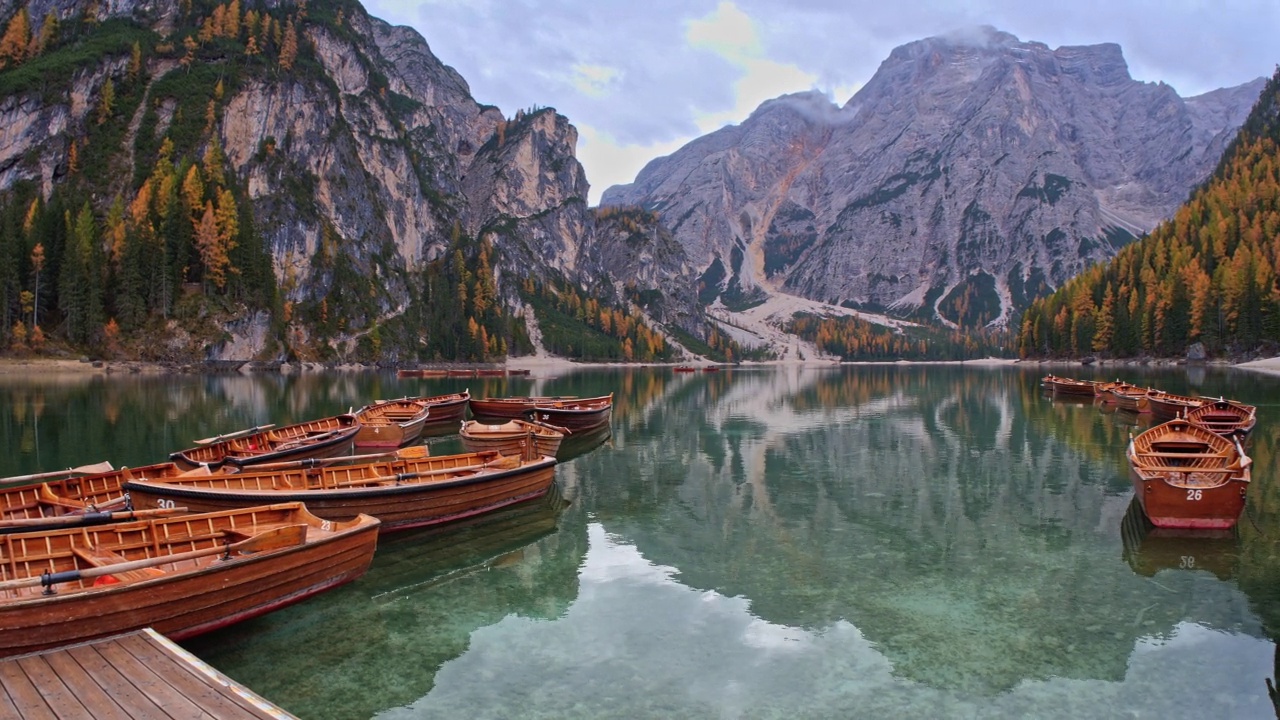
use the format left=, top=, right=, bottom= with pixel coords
left=463, top=109, right=591, bottom=276
left=580, top=208, right=701, bottom=333
left=0, top=0, right=607, bottom=359
left=602, top=28, right=1263, bottom=327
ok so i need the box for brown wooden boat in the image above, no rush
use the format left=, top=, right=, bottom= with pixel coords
left=170, top=414, right=361, bottom=471
left=1146, top=390, right=1206, bottom=422
left=527, top=393, right=614, bottom=431
left=1186, top=397, right=1257, bottom=441
left=459, top=419, right=566, bottom=459
left=354, top=397, right=432, bottom=449
left=397, top=368, right=448, bottom=378
left=416, top=390, right=472, bottom=437
left=123, top=450, right=558, bottom=533
left=1096, top=379, right=1142, bottom=403
left=0, top=502, right=379, bottom=657
left=1111, top=385, right=1152, bottom=413
left=674, top=366, right=696, bottom=373
left=469, top=395, right=580, bottom=421
left=0, top=462, right=210, bottom=530
left=1043, top=375, right=1099, bottom=397
left=0, top=448, right=434, bottom=534
left=1126, top=417, right=1251, bottom=529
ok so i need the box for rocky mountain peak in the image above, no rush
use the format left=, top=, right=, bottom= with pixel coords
left=603, top=29, right=1263, bottom=331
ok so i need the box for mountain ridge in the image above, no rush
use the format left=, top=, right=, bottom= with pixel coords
left=602, top=28, right=1264, bottom=333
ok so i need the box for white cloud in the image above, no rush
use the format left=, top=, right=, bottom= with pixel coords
left=686, top=2, right=763, bottom=59
left=578, top=125, right=694, bottom=202
left=683, top=4, right=818, bottom=135
left=572, top=64, right=622, bottom=98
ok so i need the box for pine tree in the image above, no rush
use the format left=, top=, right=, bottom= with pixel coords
left=0, top=9, right=31, bottom=68
left=194, top=201, right=224, bottom=289
left=279, top=18, right=298, bottom=70
left=96, top=78, right=115, bottom=124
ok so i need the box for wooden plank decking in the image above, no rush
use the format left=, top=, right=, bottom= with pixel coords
left=0, top=629, right=294, bottom=719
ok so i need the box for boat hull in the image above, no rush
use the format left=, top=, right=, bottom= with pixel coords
left=1147, top=393, right=1203, bottom=422
left=354, top=399, right=431, bottom=449
left=468, top=395, right=594, bottom=422
left=0, top=505, right=379, bottom=657
left=171, top=415, right=360, bottom=471
left=124, top=456, right=559, bottom=532
left=1128, top=467, right=1249, bottom=529
left=1112, top=389, right=1150, bottom=413
left=460, top=420, right=564, bottom=458
left=417, top=392, right=472, bottom=437
left=527, top=405, right=612, bottom=432
left=1044, top=376, right=1098, bottom=397
left=524, top=394, right=614, bottom=432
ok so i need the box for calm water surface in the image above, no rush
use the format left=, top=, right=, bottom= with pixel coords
left=3, top=364, right=1280, bottom=719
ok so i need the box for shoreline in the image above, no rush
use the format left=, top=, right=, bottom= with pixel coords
left=2, top=354, right=1279, bottom=376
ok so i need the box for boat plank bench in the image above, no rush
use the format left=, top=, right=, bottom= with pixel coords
left=1137, top=466, right=1233, bottom=475
left=71, top=545, right=165, bottom=582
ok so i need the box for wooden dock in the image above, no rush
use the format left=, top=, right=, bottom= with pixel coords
left=0, top=628, right=295, bottom=719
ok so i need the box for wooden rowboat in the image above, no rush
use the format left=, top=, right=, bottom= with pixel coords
left=1186, top=397, right=1257, bottom=441
left=460, top=419, right=566, bottom=459
left=397, top=368, right=449, bottom=378
left=0, top=502, right=379, bottom=657
left=1042, top=375, right=1099, bottom=397
left=527, top=393, right=614, bottom=432
left=0, top=448, right=436, bottom=535
left=1146, top=390, right=1205, bottom=422
left=171, top=414, right=361, bottom=471
left=674, top=366, right=696, bottom=373
left=469, top=395, right=580, bottom=421
left=1096, top=379, right=1142, bottom=403
left=416, top=390, right=472, bottom=437
left=1110, top=385, right=1152, bottom=413
left=0, top=462, right=210, bottom=530
left=354, top=397, right=432, bottom=449
left=123, top=450, right=558, bottom=533
left=1126, top=417, right=1251, bottom=529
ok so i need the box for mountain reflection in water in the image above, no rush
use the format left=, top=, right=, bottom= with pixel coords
left=0, top=365, right=1278, bottom=717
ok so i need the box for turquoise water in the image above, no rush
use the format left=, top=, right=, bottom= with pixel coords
left=2, top=364, right=1279, bottom=718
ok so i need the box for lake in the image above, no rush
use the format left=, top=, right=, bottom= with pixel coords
left=2, top=363, right=1278, bottom=719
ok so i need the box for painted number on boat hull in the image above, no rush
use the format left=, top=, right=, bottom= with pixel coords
left=1180, top=556, right=1197, bottom=569
left=1186, top=489, right=1203, bottom=501
left=157, top=498, right=177, bottom=509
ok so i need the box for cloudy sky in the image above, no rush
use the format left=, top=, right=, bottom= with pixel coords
left=362, top=0, right=1276, bottom=205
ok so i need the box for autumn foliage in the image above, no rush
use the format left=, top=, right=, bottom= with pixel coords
left=1018, top=67, right=1280, bottom=359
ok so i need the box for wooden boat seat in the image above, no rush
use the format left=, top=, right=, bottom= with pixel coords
left=72, top=545, right=165, bottom=583
left=1136, top=452, right=1231, bottom=459
left=1135, top=465, right=1234, bottom=474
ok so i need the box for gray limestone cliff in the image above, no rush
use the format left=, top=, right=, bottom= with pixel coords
left=602, top=28, right=1264, bottom=328
left=0, top=0, right=619, bottom=360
